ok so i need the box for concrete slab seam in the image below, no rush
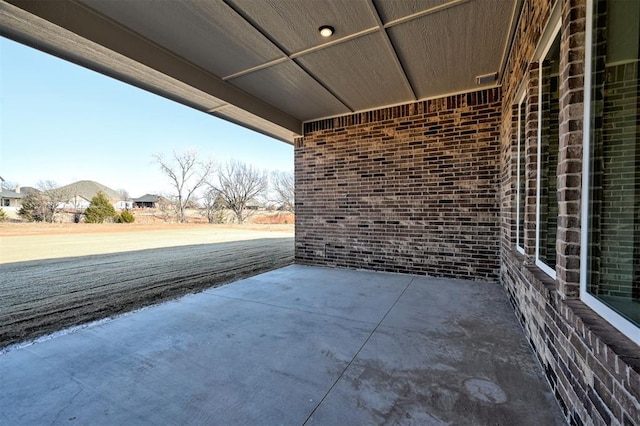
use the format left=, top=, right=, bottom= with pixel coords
left=301, top=277, right=415, bottom=425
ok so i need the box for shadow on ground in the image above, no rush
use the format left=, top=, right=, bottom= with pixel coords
left=0, top=238, right=293, bottom=349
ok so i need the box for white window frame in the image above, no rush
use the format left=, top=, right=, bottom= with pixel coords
left=516, top=88, right=526, bottom=255
left=580, top=0, right=640, bottom=345
left=535, top=18, right=561, bottom=280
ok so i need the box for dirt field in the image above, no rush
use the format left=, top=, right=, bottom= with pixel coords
left=0, top=223, right=294, bottom=349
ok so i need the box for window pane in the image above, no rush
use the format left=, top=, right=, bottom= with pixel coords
left=538, top=34, right=560, bottom=269
left=587, top=0, right=640, bottom=327
left=518, top=101, right=526, bottom=248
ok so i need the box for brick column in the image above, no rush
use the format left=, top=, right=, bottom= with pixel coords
left=556, top=0, right=586, bottom=298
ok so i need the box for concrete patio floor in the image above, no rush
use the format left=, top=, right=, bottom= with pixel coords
left=0, top=265, right=564, bottom=425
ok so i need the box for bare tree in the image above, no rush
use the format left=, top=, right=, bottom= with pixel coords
left=211, top=160, right=268, bottom=224
left=154, top=194, right=177, bottom=222
left=271, top=171, right=294, bottom=213
left=68, top=186, right=84, bottom=223
left=18, top=192, right=48, bottom=222
left=19, top=180, right=70, bottom=222
left=118, top=188, right=130, bottom=204
left=39, top=180, right=70, bottom=223
left=1, top=179, right=17, bottom=191
left=153, top=150, right=214, bottom=223
left=201, top=187, right=227, bottom=224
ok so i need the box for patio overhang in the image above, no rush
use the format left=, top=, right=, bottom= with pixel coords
left=0, top=0, right=521, bottom=143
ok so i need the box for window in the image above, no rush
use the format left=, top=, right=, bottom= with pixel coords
left=536, top=26, right=561, bottom=279
left=516, top=92, right=526, bottom=254
left=2, top=199, right=9, bottom=207
left=582, top=0, right=640, bottom=344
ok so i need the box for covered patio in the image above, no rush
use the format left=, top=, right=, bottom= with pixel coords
left=1, top=0, right=638, bottom=423
left=1, top=265, right=563, bottom=425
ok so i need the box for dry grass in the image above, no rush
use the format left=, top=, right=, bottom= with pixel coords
left=252, top=212, right=295, bottom=224
left=0, top=224, right=294, bottom=349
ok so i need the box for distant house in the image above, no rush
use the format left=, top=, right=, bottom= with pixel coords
left=246, top=198, right=262, bottom=211
left=0, top=174, right=34, bottom=208
left=19, top=186, right=40, bottom=196
left=133, top=194, right=166, bottom=209
left=0, top=184, right=33, bottom=219
left=0, top=188, right=24, bottom=208
left=58, top=180, right=131, bottom=210
left=0, top=178, right=133, bottom=213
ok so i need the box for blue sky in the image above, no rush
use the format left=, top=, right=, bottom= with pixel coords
left=0, top=38, right=293, bottom=197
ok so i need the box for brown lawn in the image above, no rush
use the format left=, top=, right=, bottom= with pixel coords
left=0, top=223, right=294, bottom=349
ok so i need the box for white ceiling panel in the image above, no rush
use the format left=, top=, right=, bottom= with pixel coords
left=226, top=0, right=377, bottom=55
left=229, top=60, right=350, bottom=122
left=80, top=0, right=284, bottom=78
left=297, top=32, right=414, bottom=112
left=388, top=0, right=513, bottom=98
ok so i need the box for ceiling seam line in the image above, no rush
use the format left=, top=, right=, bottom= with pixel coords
left=39, top=0, right=301, bottom=133
left=221, top=0, right=354, bottom=113
left=66, top=0, right=242, bottom=83
left=206, top=105, right=230, bottom=113
left=288, top=27, right=379, bottom=59
left=222, top=57, right=289, bottom=81
left=60, top=0, right=302, bottom=131
left=290, top=58, right=355, bottom=113
left=1, top=5, right=229, bottom=120
left=382, top=0, right=469, bottom=29
left=366, top=0, right=417, bottom=101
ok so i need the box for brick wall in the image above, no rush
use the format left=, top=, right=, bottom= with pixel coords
left=501, top=0, right=640, bottom=424
left=296, top=89, right=501, bottom=280
left=293, top=0, right=639, bottom=423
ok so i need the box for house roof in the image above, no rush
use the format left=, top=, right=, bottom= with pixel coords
left=1, top=0, right=522, bottom=143
left=0, top=189, right=24, bottom=199
left=59, top=180, right=122, bottom=202
left=133, top=194, right=162, bottom=203
left=19, top=187, right=40, bottom=196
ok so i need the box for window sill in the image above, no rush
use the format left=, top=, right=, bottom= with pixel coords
left=512, top=249, right=559, bottom=298
left=510, top=247, right=639, bottom=376
left=564, top=298, right=640, bottom=375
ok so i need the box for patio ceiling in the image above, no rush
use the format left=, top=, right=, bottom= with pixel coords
left=0, top=0, right=521, bottom=143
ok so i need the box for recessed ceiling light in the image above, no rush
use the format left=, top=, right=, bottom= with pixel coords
left=319, top=25, right=334, bottom=38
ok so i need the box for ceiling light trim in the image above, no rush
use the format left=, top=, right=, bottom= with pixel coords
left=289, top=27, right=379, bottom=60
left=318, top=25, right=334, bottom=38
left=221, top=0, right=354, bottom=113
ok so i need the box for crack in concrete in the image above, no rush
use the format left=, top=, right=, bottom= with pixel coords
left=50, top=386, right=82, bottom=426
